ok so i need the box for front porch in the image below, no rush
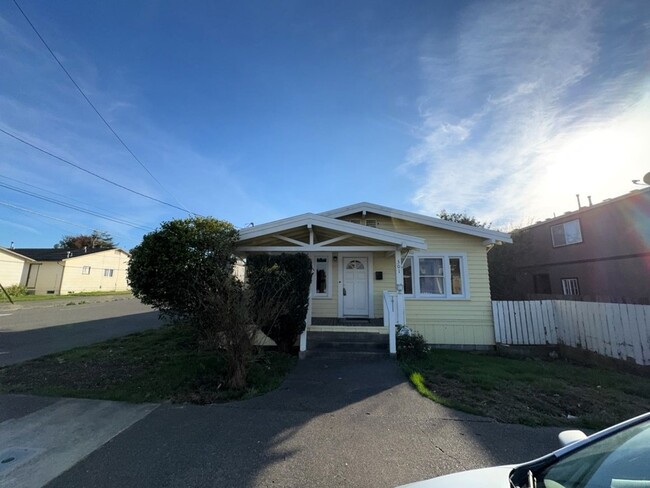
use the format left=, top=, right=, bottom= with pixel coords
left=236, top=213, right=421, bottom=358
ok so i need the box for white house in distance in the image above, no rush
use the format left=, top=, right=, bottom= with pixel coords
left=0, top=247, right=130, bottom=295
left=236, top=202, right=512, bottom=355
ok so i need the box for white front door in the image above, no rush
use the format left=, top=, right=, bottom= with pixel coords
left=343, top=257, right=369, bottom=316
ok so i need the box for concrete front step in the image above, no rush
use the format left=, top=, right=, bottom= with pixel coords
left=306, top=350, right=390, bottom=360
left=308, top=331, right=389, bottom=353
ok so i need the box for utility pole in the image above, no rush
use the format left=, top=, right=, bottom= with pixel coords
left=0, top=282, right=14, bottom=304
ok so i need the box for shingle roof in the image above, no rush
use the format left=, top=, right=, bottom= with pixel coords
left=12, top=247, right=115, bottom=261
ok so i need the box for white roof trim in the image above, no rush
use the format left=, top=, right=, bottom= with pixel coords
left=238, top=213, right=427, bottom=249
left=0, top=247, right=35, bottom=262
left=320, top=202, right=513, bottom=243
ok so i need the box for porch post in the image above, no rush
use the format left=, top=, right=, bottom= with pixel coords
left=300, top=291, right=312, bottom=359
left=390, top=248, right=405, bottom=358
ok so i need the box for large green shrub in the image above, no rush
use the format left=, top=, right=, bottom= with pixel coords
left=128, top=217, right=239, bottom=321
left=246, top=253, right=312, bottom=353
left=128, top=217, right=254, bottom=389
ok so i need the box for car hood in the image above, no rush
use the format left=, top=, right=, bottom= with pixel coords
left=398, top=465, right=516, bottom=488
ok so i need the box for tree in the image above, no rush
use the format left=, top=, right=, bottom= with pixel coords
left=437, top=210, right=491, bottom=229
left=246, top=253, right=313, bottom=353
left=487, top=229, right=531, bottom=301
left=128, top=217, right=238, bottom=320
left=127, top=217, right=253, bottom=389
left=55, top=230, right=116, bottom=249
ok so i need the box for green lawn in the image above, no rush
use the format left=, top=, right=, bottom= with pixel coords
left=402, top=350, right=650, bottom=430
left=0, top=325, right=296, bottom=403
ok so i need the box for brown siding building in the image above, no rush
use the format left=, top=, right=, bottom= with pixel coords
left=497, top=188, right=650, bottom=304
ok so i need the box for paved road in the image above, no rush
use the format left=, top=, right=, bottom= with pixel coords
left=0, top=296, right=163, bottom=365
left=33, top=355, right=563, bottom=488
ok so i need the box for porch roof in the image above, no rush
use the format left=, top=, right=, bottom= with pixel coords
left=236, top=213, right=427, bottom=253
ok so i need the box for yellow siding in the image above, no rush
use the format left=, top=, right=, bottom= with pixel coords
left=372, top=252, right=396, bottom=318
left=338, top=213, right=495, bottom=346
left=59, top=250, right=130, bottom=294
left=311, top=259, right=338, bottom=317
left=0, top=250, right=27, bottom=287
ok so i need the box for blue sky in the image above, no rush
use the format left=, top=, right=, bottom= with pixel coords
left=1, top=0, right=649, bottom=250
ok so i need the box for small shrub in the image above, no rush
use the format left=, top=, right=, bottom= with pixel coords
left=5, top=284, right=27, bottom=297
left=396, top=325, right=429, bottom=360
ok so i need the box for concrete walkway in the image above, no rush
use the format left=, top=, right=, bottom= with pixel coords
left=0, top=395, right=157, bottom=488
left=28, top=355, right=564, bottom=488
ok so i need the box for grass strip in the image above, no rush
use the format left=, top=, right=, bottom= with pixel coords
left=401, top=349, right=650, bottom=430
left=0, top=325, right=296, bottom=404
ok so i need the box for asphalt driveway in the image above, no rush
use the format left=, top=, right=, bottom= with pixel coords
left=35, top=354, right=564, bottom=488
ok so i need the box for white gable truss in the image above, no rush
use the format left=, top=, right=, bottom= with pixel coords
left=237, top=213, right=427, bottom=252
left=320, top=202, right=513, bottom=244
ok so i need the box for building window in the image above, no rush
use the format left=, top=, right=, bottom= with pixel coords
left=104, top=269, right=114, bottom=277
left=312, top=255, right=331, bottom=298
left=402, top=254, right=468, bottom=298
left=82, top=266, right=91, bottom=275
left=533, top=273, right=552, bottom=294
left=562, top=278, right=580, bottom=295
left=551, top=219, right=582, bottom=247
left=403, top=258, right=413, bottom=294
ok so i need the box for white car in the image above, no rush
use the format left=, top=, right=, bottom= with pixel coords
left=399, top=412, right=650, bottom=488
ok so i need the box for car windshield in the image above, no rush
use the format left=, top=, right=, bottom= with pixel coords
left=538, top=419, right=650, bottom=488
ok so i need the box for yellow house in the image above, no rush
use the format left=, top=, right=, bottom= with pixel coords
left=0, top=247, right=34, bottom=288
left=236, top=202, right=512, bottom=356
left=6, top=247, right=130, bottom=295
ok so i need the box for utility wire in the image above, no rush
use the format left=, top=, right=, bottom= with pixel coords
left=0, top=127, right=197, bottom=215
left=0, top=174, right=149, bottom=225
left=0, top=201, right=89, bottom=230
left=12, top=0, right=192, bottom=215
left=0, top=181, right=152, bottom=231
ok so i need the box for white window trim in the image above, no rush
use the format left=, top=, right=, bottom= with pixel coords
left=561, top=278, right=580, bottom=296
left=310, top=253, right=332, bottom=299
left=82, top=266, right=91, bottom=275
left=402, top=252, right=470, bottom=300
left=104, top=268, right=114, bottom=277
left=551, top=219, right=583, bottom=247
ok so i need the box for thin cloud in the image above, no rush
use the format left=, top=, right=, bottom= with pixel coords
left=405, top=0, right=650, bottom=228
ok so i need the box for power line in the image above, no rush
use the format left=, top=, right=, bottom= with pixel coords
left=0, top=174, right=152, bottom=225
left=0, top=201, right=89, bottom=230
left=11, top=0, right=192, bottom=214
left=0, top=181, right=153, bottom=231
left=0, top=127, right=197, bottom=214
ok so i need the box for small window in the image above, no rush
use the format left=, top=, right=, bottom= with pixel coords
left=561, top=278, right=580, bottom=295
left=312, top=255, right=331, bottom=298
left=402, top=257, right=413, bottom=295
left=450, top=257, right=463, bottom=295
left=82, top=266, right=91, bottom=275
left=104, top=269, right=114, bottom=277
left=533, top=273, right=551, bottom=294
left=551, top=219, right=582, bottom=247
left=365, top=219, right=378, bottom=228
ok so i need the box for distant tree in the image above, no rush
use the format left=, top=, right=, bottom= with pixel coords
left=487, top=229, right=531, bottom=300
left=55, top=230, right=116, bottom=249
left=437, top=210, right=491, bottom=229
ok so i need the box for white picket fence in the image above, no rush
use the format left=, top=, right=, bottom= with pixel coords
left=492, top=300, right=650, bottom=366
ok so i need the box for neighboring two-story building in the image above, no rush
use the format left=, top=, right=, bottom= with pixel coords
left=491, top=188, right=650, bottom=304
